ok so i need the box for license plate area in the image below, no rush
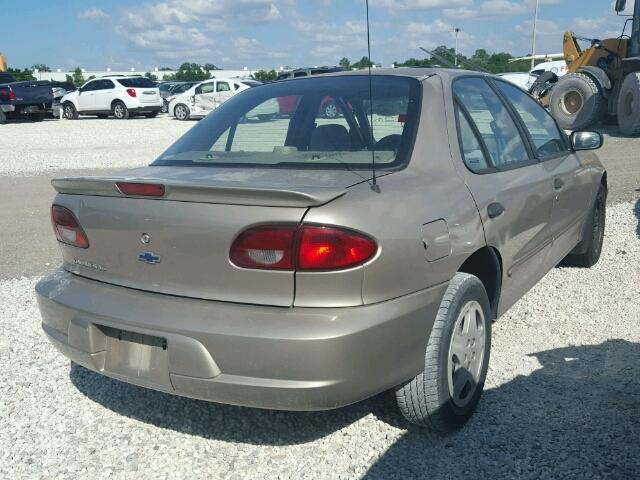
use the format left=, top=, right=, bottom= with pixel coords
left=99, top=325, right=172, bottom=388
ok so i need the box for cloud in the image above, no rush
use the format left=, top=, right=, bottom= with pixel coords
left=371, top=0, right=473, bottom=11
left=78, top=8, right=109, bottom=20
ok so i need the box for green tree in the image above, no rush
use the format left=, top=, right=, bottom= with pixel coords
left=158, top=67, right=173, bottom=71
left=338, top=57, right=351, bottom=70
left=144, top=71, right=158, bottom=82
left=30, top=64, right=51, bottom=72
left=203, top=63, right=220, bottom=71
left=393, top=57, right=436, bottom=68
left=6, top=68, right=36, bottom=81
left=250, top=69, right=278, bottom=83
left=171, top=63, right=211, bottom=81
left=351, top=56, right=374, bottom=70
left=68, top=67, right=86, bottom=87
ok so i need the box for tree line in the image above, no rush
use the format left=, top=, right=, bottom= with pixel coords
left=6, top=47, right=534, bottom=86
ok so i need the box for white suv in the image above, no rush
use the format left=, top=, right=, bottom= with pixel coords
left=61, top=76, right=163, bottom=120
left=168, top=78, right=250, bottom=121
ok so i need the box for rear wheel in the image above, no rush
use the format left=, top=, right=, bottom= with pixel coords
left=562, top=185, right=606, bottom=268
left=63, top=102, right=79, bottom=120
left=617, top=73, right=640, bottom=136
left=395, top=273, right=492, bottom=433
left=550, top=73, right=606, bottom=130
left=112, top=101, right=129, bottom=120
left=174, top=103, right=190, bottom=121
left=161, top=101, right=168, bottom=113
left=323, top=101, right=339, bottom=119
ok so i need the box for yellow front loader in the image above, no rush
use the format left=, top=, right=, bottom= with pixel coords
left=546, top=0, right=640, bottom=135
left=0, top=53, right=7, bottom=72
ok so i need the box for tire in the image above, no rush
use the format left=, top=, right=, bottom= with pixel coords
left=617, top=72, right=640, bottom=136
left=549, top=73, right=606, bottom=131
left=96, top=113, right=109, bottom=119
left=29, top=112, right=45, bottom=122
left=0, top=110, right=5, bottom=124
left=395, top=273, right=492, bottom=433
left=112, top=101, right=129, bottom=120
left=144, top=111, right=158, bottom=118
left=562, top=185, right=606, bottom=268
left=174, top=103, right=190, bottom=121
left=323, top=101, right=339, bottom=119
left=161, top=101, right=168, bottom=114
left=63, top=102, right=79, bottom=120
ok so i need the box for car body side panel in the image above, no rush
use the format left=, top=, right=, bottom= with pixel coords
left=299, top=76, right=486, bottom=307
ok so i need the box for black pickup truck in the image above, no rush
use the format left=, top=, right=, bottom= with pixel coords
left=0, top=72, right=54, bottom=123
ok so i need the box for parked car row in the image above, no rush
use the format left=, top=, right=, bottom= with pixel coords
left=0, top=72, right=54, bottom=123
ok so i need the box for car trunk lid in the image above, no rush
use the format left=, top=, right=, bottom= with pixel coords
left=51, top=166, right=365, bottom=306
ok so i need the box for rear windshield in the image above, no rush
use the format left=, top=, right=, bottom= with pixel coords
left=154, top=75, right=421, bottom=170
left=117, top=78, right=156, bottom=88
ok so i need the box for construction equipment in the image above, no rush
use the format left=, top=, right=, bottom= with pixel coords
left=0, top=53, right=7, bottom=72
left=545, top=0, right=640, bottom=134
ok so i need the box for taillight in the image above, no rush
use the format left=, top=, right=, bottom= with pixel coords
left=126, top=88, right=137, bottom=97
left=230, top=224, right=377, bottom=271
left=298, top=226, right=377, bottom=270
left=230, top=225, right=296, bottom=270
left=51, top=205, right=89, bottom=248
left=8, top=87, right=16, bottom=102
left=116, top=182, right=165, bottom=197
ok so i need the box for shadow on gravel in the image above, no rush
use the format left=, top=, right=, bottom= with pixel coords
left=364, top=340, right=640, bottom=479
left=70, top=338, right=640, bottom=479
left=69, top=364, right=402, bottom=445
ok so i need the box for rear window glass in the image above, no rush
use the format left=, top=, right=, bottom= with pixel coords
left=154, top=75, right=421, bottom=171
left=117, top=78, right=156, bottom=88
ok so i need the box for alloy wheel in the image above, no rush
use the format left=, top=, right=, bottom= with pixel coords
left=447, top=300, right=486, bottom=408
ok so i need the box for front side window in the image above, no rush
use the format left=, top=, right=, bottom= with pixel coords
left=82, top=81, right=98, bottom=92
left=494, top=80, right=568, bottom=159
left=196, top=82, right=215, bottom=94
left=154, top=75, right=421, bottom=171
left=454, top=77, right=530, bottom=169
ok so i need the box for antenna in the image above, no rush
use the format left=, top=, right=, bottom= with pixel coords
left=365, top=0, right=377, bottom=188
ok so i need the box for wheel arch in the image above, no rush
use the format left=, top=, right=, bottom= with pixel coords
left=457, top=246, right=502, bottom=319
left=110, top=98, right=126, bottom=109
left=576, top=66, right=612, bottom=95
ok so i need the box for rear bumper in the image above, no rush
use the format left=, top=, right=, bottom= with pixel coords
left=129, top=106, right=162, bottom=114
left=1, top=104, right=15, bottom=112
left=36, top=269, right=445, bottom=411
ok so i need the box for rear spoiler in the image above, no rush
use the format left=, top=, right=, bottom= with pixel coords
left=51, top=177, right=346, bottom=208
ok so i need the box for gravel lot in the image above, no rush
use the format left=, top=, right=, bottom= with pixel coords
left=1, top=201, right=639, bottom=479
left=0, top=117, right=193, bottom=175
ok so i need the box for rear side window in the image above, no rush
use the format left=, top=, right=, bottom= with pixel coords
left=294, top=72, right=308, bottom=78
left=494, top=80, right=568, bottom=159
left=217, top=82, right=230, bottom=92
left=454, top=78, right=530, bottom=170
left=455, top=104, right=489, bottom=172
left=117, top=77, right=156, bottom=88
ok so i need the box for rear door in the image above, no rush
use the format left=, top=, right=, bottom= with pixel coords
left=214, top=80, right=234, bottom=107
left=493, top=79, right=594, bottom=264
left=452, top=77, right=555, bottom=313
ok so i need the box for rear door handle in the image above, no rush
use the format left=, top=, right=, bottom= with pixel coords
left=554, top=178, right=564, bottom=190
left=487, top=202, right=505, bottom=219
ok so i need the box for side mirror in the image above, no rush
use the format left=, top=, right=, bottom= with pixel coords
left=615, top=0, right=626, bottom=12
left=571, top=131, right=603, bottom=151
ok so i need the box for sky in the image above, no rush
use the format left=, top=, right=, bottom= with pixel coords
left=2, top=0, right=636, bottom=71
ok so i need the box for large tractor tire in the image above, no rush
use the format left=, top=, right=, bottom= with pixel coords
left=617, top=73, right=640, bottom=136
left=549, top=73, right=606, bottom=131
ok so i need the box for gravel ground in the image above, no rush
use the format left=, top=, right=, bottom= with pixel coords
left=0, top=117, right=193, bottom=175
left=1, top=202, right=638, bottom=479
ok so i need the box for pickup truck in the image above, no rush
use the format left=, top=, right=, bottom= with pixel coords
left=0, top=72, right=54, bottom=124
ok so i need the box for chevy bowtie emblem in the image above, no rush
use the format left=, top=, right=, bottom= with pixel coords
left=138, top=251, right=161, bottom=264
